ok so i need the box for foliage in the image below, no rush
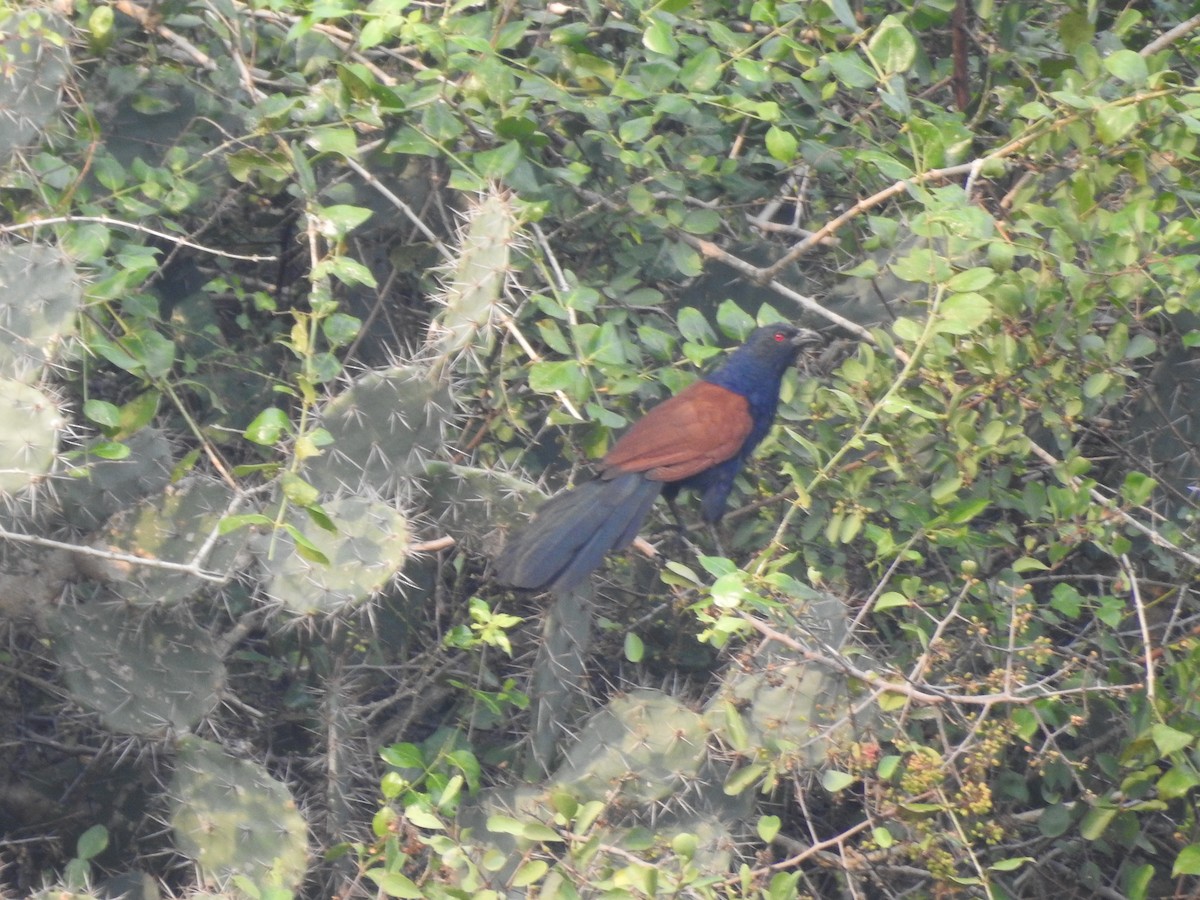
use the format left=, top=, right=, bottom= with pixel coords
left=3, top=0, right=1200, bottom=898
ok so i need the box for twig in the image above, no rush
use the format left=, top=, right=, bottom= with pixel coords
left=0, top=526, right=229, bottom=582
left=743, top=613, right=1139, bottom=706
left=1141, top=13, right=1200, bottom=56
left=1028, top=441, right=1200, bottom=568
left=411, top=536, right=456, bottom=553
left=678, top=233, right=876, bottom=342
left=1120, top=553, right=1157, bottom=709
left=113, top=0, right=217, bottom=71
left=343, top=156, right=453, bottom=261
left=0, top=217, right=276, bottom=262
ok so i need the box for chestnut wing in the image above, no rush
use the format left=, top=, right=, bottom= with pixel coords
left=600, top=381, right=753, bottom=482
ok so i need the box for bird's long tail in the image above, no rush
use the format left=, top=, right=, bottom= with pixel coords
left=494, top=472, right=663, bottom=594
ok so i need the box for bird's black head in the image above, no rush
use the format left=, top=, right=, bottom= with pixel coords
left=704, top=323, right=823, bottom=392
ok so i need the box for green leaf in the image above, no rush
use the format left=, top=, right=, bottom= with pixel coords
left=946, top=267, right=997, bottom=292
left=624, top=632, right=644, bottom=662
left=827, top=0, right=857, bottom=28
left=1174, top=844, right=1200, bottom=877
left=868, top=15, right=917, bottom=74
left=84, top=399, right=121, bottom=427
left=529, top=359, right=588, bottom=399
left=88, top=441, right=130, bottom=460
left=307, top=126, right=359, bottom=158
left=1079, top=805, right=1117, bottom=840
left=1150, top=723, right=1194, bottom=755
left=619, top=116, right=654, bottom=143
left=643, top=18, right=678, bottom=56
left=1121, top=471, right=1156, bottom=505
left=723, top=763, right=767, bottom=795
left=380, top=742, right=424, bottom=768
left=364, top=870, right=423, bottom=898
left=244, top=407, right=290, bottom=445
left=734, top=58, right=770, bottom=82
left=219, top=513, right=275, bottom=535
left=989, top=857, right=1032, bottom=872
left=765, top=126, right=798, bottom=163
left=875, top=591, right=910, bottom=611
left=679, top=46, right=721, bottom=90
left=317, top=204, right=373, bottom=237
left=1157, top=764, right=1200, bottom=800
left=1103, top=49, right=1148, bottom=85
left=937, top=293, right=992, bottom=334
left=76, top=824, right=109, bottom=861
left=1038, top=803, right=1073, bottom=838
left=669, top=240, right=703, bottom=276
left=1095, top=105, right=1139, bottom=144
left=757, top=815, right=781, bottom=844
left=825, top=50, right=876, bottom=88
left=473, top=141, right=522, bottom=177
left=512, top=860, right=549, bottom=888
left=280, top=471, right=320, bottom=507
left=1126, top=862, right=1154, bottom=900
left=821, top=770, right=856, bottom=792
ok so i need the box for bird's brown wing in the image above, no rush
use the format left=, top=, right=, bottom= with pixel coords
left=599, top=381, right=753, bottom=482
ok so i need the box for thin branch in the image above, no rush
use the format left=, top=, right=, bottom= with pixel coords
left=0, top=526, right=229, bottom=582
left=743, top=613, right=1139, bottom=706
left=343, top=156, right=453, bottom=261
left=0, top=217, right=276, bottom=262
left=1028, top=441, right=1200, bottom=568
left=1120, top=553, right=1158, bottom=710
left=1141, top=13, right=1200, bottom=56
left=114, top=0, right=218, bottom=71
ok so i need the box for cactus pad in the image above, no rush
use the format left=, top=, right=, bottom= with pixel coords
left=169, top=736, right=310, bottom=892
left=422, top=460, right=542, bottom=551
left=86, top=478, right=248, bottom=606
left=552, top=689, right=710, bottom=804
left=58, top=428, right=174, bottom=530
left=0, top=242, right=83, bottom=383
left=262, top=496, right=410, bottom=615
left=0, top=10, right=71, bottom=166
left=0, top=378, right=64, bottom=495
left=303, top=366, right=450, bottom=495
left=426, top=191, right=518, bottom=378
left=53, top=593, right=224, bottom=735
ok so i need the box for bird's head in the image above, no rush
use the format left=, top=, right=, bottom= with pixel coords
left=739, top=322, right=822, bottom=368
left=704, top=322, right=824, bottom=393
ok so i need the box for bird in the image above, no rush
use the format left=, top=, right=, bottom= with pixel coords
left=494, top=323, right=822, bottom=594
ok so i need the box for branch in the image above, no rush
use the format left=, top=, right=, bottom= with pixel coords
left=1028, top=441, right=1200, bottom=569
left=0, top=217, right=276, bottom=262
left=742, top=613, right=1139, bottom=707
left=0, top=526, right=230, bottom=583
left=1141, top=13, right=1200, bottom=56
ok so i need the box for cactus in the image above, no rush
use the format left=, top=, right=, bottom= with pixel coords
left=262, top=496, right=409, bottom=615
left=704, top=591, right=866, bottom=769
left=303, top=365, right=451, bottom=496
left=0, top=242, right=83, bottom=383
left=169, top=736, right=310, bottom=892
left=53, top=591, right=225, bottom=735
left=0, top=9, right=71, bottom=167
left=84, top=477, right=249, bottom=606
left=0, top=378, right=65, bottom=495
left=551, top=689, right=710, bottom=804
left=421, top=460, right=542, bottom=551
left=425, top=190, right=519, bottom=381
left=57, top=428, right=174, bottom=530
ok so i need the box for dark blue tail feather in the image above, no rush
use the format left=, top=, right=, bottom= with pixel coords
left=494, top=473, right=663, bottom=593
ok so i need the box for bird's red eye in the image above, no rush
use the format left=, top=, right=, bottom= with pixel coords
left=773, top=331, right=786, bottom=342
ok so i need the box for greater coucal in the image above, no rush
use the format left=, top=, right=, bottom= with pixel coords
left=495, top=323, right=822, bottom=593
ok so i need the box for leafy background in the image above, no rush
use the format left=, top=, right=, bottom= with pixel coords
left=3, top=0, right=1200, bottom=898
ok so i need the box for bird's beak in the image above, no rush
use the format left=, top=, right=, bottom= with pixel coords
left=791, top=328, right=823, bottom=349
